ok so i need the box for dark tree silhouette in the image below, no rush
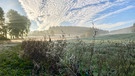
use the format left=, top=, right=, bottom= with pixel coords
left=0, top=7, right=7, bottom=38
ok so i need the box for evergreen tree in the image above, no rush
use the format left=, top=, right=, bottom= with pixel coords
left=0, top=7, right=7, bottom=37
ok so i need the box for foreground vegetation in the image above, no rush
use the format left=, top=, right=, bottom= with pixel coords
left=0, top=37, right=135, bottom=76
left=0, top=45, right=33, bottom=76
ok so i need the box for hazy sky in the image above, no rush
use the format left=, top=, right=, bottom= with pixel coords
left=0, top=0, right=135, bottom=31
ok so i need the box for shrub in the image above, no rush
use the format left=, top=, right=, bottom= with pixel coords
left=21, top=39, right=67, bottom=75
left=20, top=39, right=135, bottom=76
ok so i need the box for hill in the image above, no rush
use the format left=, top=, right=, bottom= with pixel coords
left=109, top=26, right=135, bottom=34
left=49, top=26, right=90, bottom=34
left=83, top=33, right=135, bottom=41
left=28, top=26, right=109, bottom=38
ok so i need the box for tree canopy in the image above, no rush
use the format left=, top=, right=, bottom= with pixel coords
left=0, top=7, right=6, bottom=37
left=7, top=9, right=31, bottom=39
left=0, top=7, right=4, bottom=21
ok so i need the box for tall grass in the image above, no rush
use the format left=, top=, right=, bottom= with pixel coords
left=20, top=38, right=135, bottom=76
left=21, top=39, right=67, bottom=75
left=1, top=38, right=135, bottom=76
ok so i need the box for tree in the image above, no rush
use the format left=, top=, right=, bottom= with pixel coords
left=0, top=7, right=4, bottom=28
left=7, top=9, right=30, bottom=39
left=0, top=7, right=7, bottom=37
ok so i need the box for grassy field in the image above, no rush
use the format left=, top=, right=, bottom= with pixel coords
left=0, top=44, right=33, bottom=76
left=0, top=33, right=135, bottom=76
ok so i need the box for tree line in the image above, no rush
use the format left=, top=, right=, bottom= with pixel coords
left=0, top=7, right=30, bottom=39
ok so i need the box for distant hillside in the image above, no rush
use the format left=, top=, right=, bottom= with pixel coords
left=49, top=26, right=89, bottom=34
left=28, top=31, right=47, bottom=36
left=28, top=26, right=109, bottom=38
left=83, top=33, right=135, bottom=41
left=110, top=26, right=135, bottom=34
left=48, top=26, right=109, bottom=38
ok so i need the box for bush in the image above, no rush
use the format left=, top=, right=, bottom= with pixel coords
left=21, top=40, right=67, bottom=75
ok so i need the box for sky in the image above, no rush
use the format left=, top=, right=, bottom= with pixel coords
left=0, top=0, right=135, bottom=31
